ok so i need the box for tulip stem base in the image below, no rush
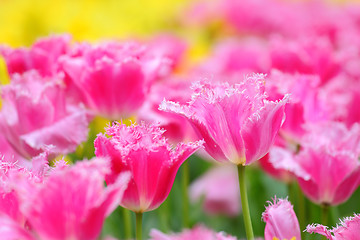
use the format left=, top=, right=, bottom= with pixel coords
left=136, top=212, right=143, bottom=240
left=321, top=204, right=329, bottom=226
left=237, top=164, right=254, bottom=240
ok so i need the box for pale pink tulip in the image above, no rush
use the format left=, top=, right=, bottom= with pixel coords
left=160, top=74, right=288, bottom=165
left=189, top=165, right=240, bottom=216
left=61, top=40, right=170, bottom=119
left=262, top=198, right=300, bottom=240
left=0, top=35, right=71, bottom=77
left=94, top=122, right=203, bottom=213
left=0, top=71, right=90, bottom=159
left=147, top=35, right=187, bottom=73
left=150, top=225, right=237, bottom=240
left=295, top=122, right=360, bottom=205
left=307, top=214, right=360, bottom=240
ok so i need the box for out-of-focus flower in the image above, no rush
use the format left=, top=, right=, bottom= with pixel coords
left=269, top=36, right=340, bottom=85
left=294, top=122, right=360, bottom=205
left=189, top=165, right=240, bottom=216
left=306, top=214, right=360, bottom=240
left=94, top=122, right=203, bottom=213
left=262, top=198, right=301, bottom=240
left=0, top=158, right=130, bottom=240
left=0, top=35, right=71, bottom=77
left=147, top=35, right=187, bottom=73
left=160, top=74, right=288, bottom=165
left=222, top=0, right=350, bottom=41
left=0, top=71, right=90, bottom=159
left=194, top=38, right=270, bottom=76
left=266, top=70, right=329, bottom=144
left=149, top=225, right=237, bottom=240
left=320, top=74, right=360, bottom=127
left=61, top=41, right=171, bottom=120
left=259, top=146, right=309, bottom=184
left=138, top=77, right=196, bottom=143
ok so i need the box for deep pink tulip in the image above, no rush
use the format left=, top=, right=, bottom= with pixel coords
left=262, top=198, right=301, bottom=240
left=189, top=165, right=240, bottom=216
left=307, top=214, right=360, bottom=240
left=160, top=74, right=288, bottom=165
left=25, top=159, right=130, bottom=240
left=295, top=122, right=360, bottom=205
left=0, top=35, right=71, bottom=77
left=94, top=122, right=203, bottom=213
left=61, top=41, right=170, bottom=119
left=150, top=225, right=237, bottom=240
left=0, top=158, right=130, bottom=240
left=0, top=71, right=90, bottom=159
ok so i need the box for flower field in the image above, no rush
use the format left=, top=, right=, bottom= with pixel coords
left=1, top=0, right=360, bottom=239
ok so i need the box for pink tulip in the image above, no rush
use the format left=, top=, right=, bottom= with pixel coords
left=0, top=134, right=24, bottom=165
left=0, top=158, right=130, bottom=240
left=26, top=159, right=130, bottom=240
left=259, top=146, right=309, bottom=184
left=269, top=36, right=340, bottom=84
left=0, top=153, right=49, bottom=227
left=0, top=34, right=71, bottom=77
left=189, top=165, right=240, bottom=216
left=307, top=214, right=360, bottom=240
left=0, top=71, right=90, bottom=159
left=195, top=38, right=270, bottom=76
left=137, top=78, right=196, bottom=143
left=160, top=74, right=288, bottom=165
left=266, top=70, right=329, bottom=144
left=61, top=40, right=170, bottom=120
left=262, top=198, right=301, bottom=240
left=147, top=35, right=187, bottom=73
left=321, top=74, right=360, bottom=127
left=94, top=122, right=203, bottom=213
left=149, top=225, right=237, bottom=240
left=295, top=122, right=360, bottom=205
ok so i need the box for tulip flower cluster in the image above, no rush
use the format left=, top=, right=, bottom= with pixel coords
left=1, top=0, right=360, bottom=239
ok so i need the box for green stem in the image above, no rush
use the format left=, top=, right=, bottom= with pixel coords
left=331, top=206, right=340, bottom=225
left=321, top=204, right=329, bottom=226
left=123, top=208, right=132, bottom=239
left=237, top=165, right=254, bottom=240
left=321, top=204, right=329, bottom=240
left=181, top=161, right=190, bottom=228
left=136, top=212, right=143, bottom=240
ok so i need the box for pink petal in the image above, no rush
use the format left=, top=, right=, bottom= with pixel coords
left=241, top=95, right=289, bottom=165
left=262, top=198, right=301, bottom=240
